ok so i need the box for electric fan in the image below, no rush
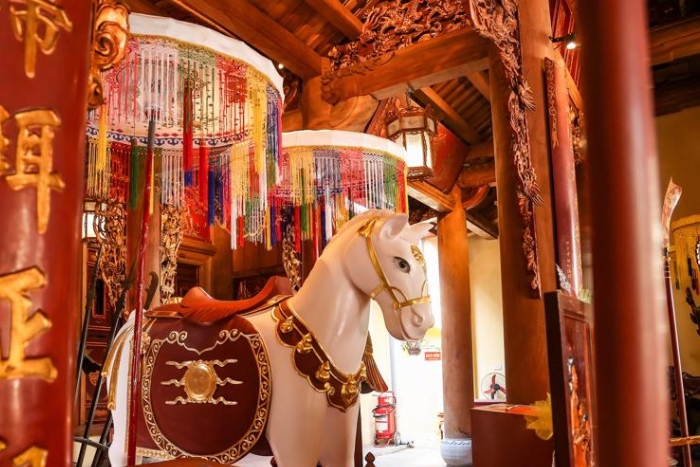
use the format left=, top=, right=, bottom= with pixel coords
left=480, top=372, right=507, bottom=400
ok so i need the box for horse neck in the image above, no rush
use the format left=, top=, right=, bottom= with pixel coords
left=286, top=258, right=371, bottom=373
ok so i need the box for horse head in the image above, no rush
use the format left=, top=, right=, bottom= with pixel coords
left=339, top=210, right=434, bottom=341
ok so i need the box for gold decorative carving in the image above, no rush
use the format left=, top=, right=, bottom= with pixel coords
left=141, top=329, right=271, bottom=463
left=4, top=108, right=64, bottom=235
left=160, top=205, right=185, bottom=302
left=570, top=106, right=586, bottom=164
left=468, top=0, right=542, bottom=295
left=328, top=0, right=469, bottom=72
left=0, top=267, right=56, bottom=382
left=281, top=223, right=301, bottom=293
left=88, top=0, right=129, bottom=109
left=8, top=0, right=73, bottom=79
left=94, top=200, right=127, bottom=308
left=546, top=60, right=558, bottom=149
left=569, top=359, right=592, bottom=466
left=322, top=0, right=469, bottom=104
left=161, top=359, right=242, bottom=405
left=273, top=301, right=366, bottom=411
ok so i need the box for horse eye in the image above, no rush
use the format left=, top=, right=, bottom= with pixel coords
left=393, top=257, right=411, bottom=273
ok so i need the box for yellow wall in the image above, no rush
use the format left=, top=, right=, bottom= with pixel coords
left=469, top=236, right=506, bottom=398
left=657, top=106, right=700, bottom=221
left=657, top=106, right=700, bottom=376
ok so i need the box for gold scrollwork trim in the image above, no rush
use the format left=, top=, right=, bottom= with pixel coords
left=141, top=328, right=271, bottom=464
left=88, top=0, right=130, bottom=109
left=273, top=301, right=366, bottom=412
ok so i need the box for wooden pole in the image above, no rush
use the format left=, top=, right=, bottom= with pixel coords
left=437, top=186, right=475, bottom=464
left=127, top=118, right=156, bottom=465
left=665, top=250, right=693, bottom=466
left=575, top=1, right=669, bottom=466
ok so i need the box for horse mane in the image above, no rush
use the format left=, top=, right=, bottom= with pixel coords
left=328, top=209, right=396, bottom=244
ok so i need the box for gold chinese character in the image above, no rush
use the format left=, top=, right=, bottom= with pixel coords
left=9, top=0, right=73, bottom=79
left=12, top=446, right=48, bottom=467
left=0, top=267, right=56, bottom=382
left=5, top=109, right=64, bottom=234
left=0, top=105, right=9, bottom=176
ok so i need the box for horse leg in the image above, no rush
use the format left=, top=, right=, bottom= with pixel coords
left=318, top=404, right=360, bottom=467
left=106, top=321, right=134, bottom=467
left=265, top=377, right=327, bottom=467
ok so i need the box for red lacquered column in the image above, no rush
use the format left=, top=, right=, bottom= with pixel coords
left=0, top=3, right=92, bottom=467
left=576, top=1, right=668, bottom=466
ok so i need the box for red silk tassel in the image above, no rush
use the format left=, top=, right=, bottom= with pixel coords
left=127, top=117, right=156, bottom=465
left=199, top=141, right=209, bottom=204
left=183, top=78, right=193, bottom=186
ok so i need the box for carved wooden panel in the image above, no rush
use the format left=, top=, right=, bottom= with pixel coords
left=544, top=291, right=596, bottom=467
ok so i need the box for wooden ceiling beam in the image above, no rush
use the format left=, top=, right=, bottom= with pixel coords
left=302, top=0, right=363, bottom=39
left=650, top=15, right=700, bottom=66
left=168, top=0, right=323, bottom=80
left=124, top=0, right=167, bottom=15
left=414, top=87, right=483, bottom=144
left=466, top=211, right=498, bottom=239
left=407, top=180, right=455, bottom=212
left=464, top=140, right=494, bottom=162
left=655, top=78, right=700, bottom=116
left=323, top=29, right=490, bottom=104
left=457, top=161, right=496, bottom=187
left=553, top=50, right=583, bottom=110
left=466, top=71, right=491, bottom=102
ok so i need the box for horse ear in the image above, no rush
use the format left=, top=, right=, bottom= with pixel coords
left=379, top=213, right=409, bottom=239
left=402, top=221, right=433, bottom=244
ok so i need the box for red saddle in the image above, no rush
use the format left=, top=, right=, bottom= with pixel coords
left=150, top=276, right=292, bottom=324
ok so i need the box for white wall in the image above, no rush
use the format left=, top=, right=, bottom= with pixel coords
left=360, top=233, right=506, bottom=447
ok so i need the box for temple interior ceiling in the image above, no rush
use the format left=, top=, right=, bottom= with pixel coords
left=126, top=0, right=700, bottom=235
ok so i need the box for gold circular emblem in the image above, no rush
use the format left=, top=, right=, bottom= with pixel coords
left=183, top=362, right=216, bottom=401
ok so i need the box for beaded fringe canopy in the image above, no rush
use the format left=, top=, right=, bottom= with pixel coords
left=84, top=13, right=284, bottom=241
left=270, top=130, right=408, bottom=255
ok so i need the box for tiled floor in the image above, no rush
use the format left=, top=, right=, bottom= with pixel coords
left=364, top=446, right=445, bottom=467
left=236, top=445, right=445, bottom=467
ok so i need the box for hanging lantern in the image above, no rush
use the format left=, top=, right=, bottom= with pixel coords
left=386, top=94, right=438, bottom=180
left=272, top=130, right=408, bottom=252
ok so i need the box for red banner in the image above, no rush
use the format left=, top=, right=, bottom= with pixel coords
left=545, top=58, right=583, bottom=295
left=0, top=3, right=92, bottom=467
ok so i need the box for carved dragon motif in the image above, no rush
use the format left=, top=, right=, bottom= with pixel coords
left=468, top=0, right=542, bottom=295
left=322, top=0, right=469, bottom=104
left=160, top=205, right=185, bottom=302
left=94, top=200, right=128, bottom=308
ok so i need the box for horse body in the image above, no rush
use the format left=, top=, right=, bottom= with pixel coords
left=106, top=211, right=434, bottom=467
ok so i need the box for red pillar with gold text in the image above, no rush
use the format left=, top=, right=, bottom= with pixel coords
left=0, top=3, right=92, bottom=467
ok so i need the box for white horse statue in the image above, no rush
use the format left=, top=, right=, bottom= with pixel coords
left=105, top=210, right=434, bottom=467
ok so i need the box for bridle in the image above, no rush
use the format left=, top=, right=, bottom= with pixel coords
left=357, top=217, right=431, bottom=310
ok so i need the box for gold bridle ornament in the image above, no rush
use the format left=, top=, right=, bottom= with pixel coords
left=357, top=217, right=431, bottom=310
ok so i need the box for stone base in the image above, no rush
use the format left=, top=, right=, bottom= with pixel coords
left=440, top=437, right=473, bottom=467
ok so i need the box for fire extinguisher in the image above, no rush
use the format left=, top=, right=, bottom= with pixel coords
left=372, top=391, right=397, bottom=446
